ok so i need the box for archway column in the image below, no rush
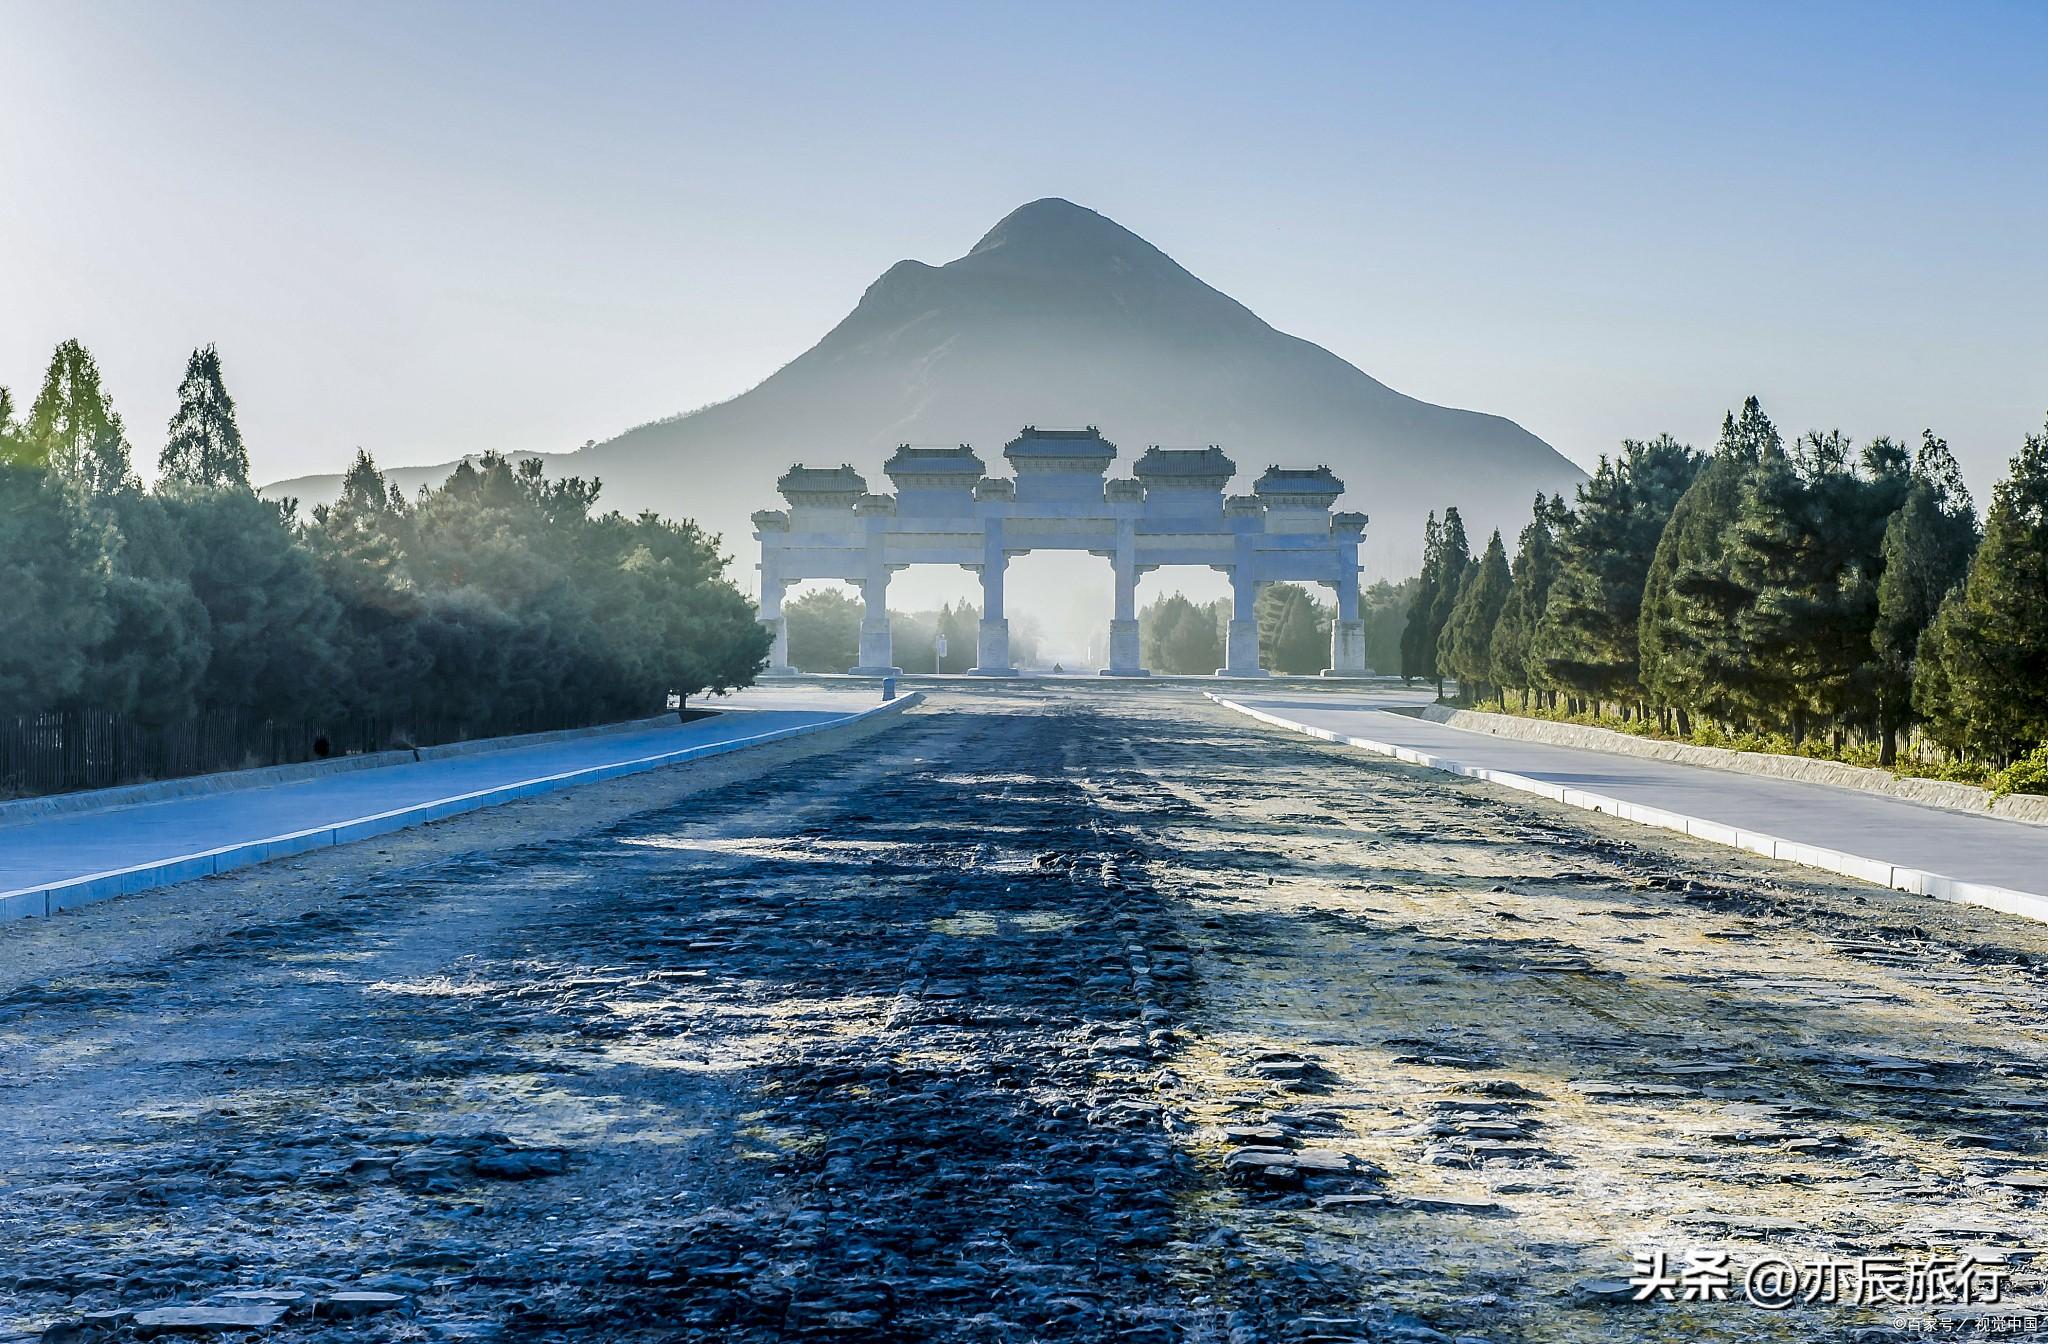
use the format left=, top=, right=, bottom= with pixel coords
left=1323, top=545, right=1370, bottom=677
left=848, top=502, right=901, bottom=675
left=1101, top=524, right=1148, bottom=676
left=970, top=520, right=1018, bottom=675
left=758, top=564, right=798, bottom=676
left=1218, top=561, right=1268, bottom=677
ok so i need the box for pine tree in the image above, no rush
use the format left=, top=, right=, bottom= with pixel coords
left=1721, top=430, right=1908, bottom=741
left=25, top=340, right=135, bottom=496
left=1439, top=530, right=1512, bottom=700
left=0, top=387, right=22, bottom=464
left=159, top=345, right=251, bottom=489
left=1423, top=507, right=1472, bottom=695
left=1641, top=400, right=1779, bottom=726
left=1257, top=583, right=1331, bottom=675
left=1142, top=592, right=1223, bottom=673
left=1399, top=512, right=1443, bottom=685
left=1538, top=435, right=1699, bottom=708
left=1872, top=433, right=1979, bottom=762
left=1489, top=495, right=1564, bottom=702
left=0, top=462, right=114, bottom=712
left=1915, top=420, right=2048, bottom=762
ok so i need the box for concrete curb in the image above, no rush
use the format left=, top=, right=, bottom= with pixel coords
left=1413, top=704, right=2048, bottom=828
left=1206, top=692, right=2048, bottom=926
left=1, top=694, right=923, bottom=924
left=0, top=713, right=692, bottom=828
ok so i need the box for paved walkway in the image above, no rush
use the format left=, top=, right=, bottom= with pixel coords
left=1, top=686, right=910, bottom=922
left=1211, top=688, right=2048, bottom=922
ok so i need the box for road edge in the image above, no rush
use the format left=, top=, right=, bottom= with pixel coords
left=2, top=693, right=926, bottom=924
left=1205, top=691, right=2048, bottom=926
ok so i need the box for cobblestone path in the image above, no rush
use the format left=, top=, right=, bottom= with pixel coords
left=6, top=684, right=2048, bottom=1342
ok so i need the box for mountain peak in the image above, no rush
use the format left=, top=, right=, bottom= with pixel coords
left=965, top=198, right=1171, bottom=273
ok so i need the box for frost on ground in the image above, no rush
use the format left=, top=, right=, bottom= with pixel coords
left=3, top=682, right=2048, bottom=1343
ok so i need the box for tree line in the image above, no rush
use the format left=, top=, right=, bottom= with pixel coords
left=781, top=590, right=1040, bottom=673
left=0, top=339, right=768, bottom=739
left=1401, top=396, right=2048, bottom=786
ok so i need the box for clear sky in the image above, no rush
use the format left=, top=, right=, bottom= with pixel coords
left=3, top=0, right=2044, bottom=501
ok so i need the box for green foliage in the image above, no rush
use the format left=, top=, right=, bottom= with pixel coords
left=1439, top=530, right=1511, bottom=698
left=1401, top=509, right=1470, bottom=689
left=1399, top=512, right=1442, bottom=685
left=1256, top=582, right=1330, bottom=675
left=1142, top=592, right=1224, bottom=673
left=1538, top=434, right=1699, bottom=700
left=0, top=339, right=769, bottom=738
left=1916, top=420, right=2048, bottom=761
left=1639, top=412, right=1767, bottom=721
left=1360, top=577, right=1415, bottom=676
left=894, top=601, right=983, bottom=673
left=1988, top=743, right=2048, bottom=801
left=25, top=339, right=135, bottom=496
left=1488, top=495, right=1564, bottom=696
left=0, top=462, right=112, bottom=713
left=1870, top=433, right=1979, bottom=760
left=159, top=345, right=250, bottom=489
left=784, top=588, right=862, bottom=672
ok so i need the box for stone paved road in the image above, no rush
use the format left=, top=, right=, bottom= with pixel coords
left=7, top=683, right=2048, bottom=1343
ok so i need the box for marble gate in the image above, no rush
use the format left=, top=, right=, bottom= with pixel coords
left=750, top=427, right=1370, bottom=677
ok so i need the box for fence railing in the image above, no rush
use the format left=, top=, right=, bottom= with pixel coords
left=0, top=708, right=593, bottom=799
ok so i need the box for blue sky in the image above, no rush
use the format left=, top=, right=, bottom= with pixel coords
left=3, top=0, right=2044, bottom=499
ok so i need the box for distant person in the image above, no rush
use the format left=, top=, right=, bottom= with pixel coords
left=1053, top=663, right=1064, bottom=674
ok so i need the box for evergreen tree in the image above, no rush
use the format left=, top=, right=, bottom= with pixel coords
left=159, top=345, right=251, bottom=489
left=1256, top=582, right=1331, bottom=675
left=0, top=462, right=113, bottom=713
left=1872, top=433, right=1979, bottom=762
left=1720, top=430, right=1908, bottom=740
left=1489, top=495, right=1564, bottom=701
left=0, top=387, right=23, bottom=464
left=1142, top=592, right=1224, bottom=673
left=1245, top=581, right=1327, bottom=676
left=1439, top=530, right=1512, bottom=700
left=784, top=588, right=863, bottom=672
left=1640, top=401, right=1779, bottom=724
left=25, top=340, right=135, bottom=496
left=1915, top=421, right=2048, bottom=761
left=1360, top=577, right=1416, bottom=676
left=1424, top=507, right=1472, bottom=695
left=1538, top=435, right=1699, bottom=707
left=82, top=488, right=212, bottom=724
left=158, top=482, right=344, bottom=721
left=1399, top=512, right=1443, bottom=685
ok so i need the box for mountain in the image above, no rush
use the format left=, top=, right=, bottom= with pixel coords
left=267, top=198, right=1584, bottom=580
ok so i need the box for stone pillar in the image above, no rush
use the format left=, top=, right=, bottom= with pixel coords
left=970, top=524, right=1017, bottom=675
left=1101, top=527, right=1147, bottom=676
left=1323, top=548, right=1370, bottom=677
left=849, top=575, right=900, bottom=675
left=758, top=569, right=797, bottom=676
left=1218, top=567, right=1268, bottom=677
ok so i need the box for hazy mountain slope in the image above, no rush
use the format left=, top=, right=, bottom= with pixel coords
left=268, top=198, right=1585, bottom=578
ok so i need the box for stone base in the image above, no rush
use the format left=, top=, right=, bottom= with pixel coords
left=1218, top=618, right=1266, bottom=677
left=846, top=665, right=903, bottom=677
left=1104, top=618, right=1144, bottom=677
left=976, top=617, right=1013, bottom=678
left=1099, top=668, right=1151, bottom=677
left=759, top=665, right=802, bottom=678
left=1325, top=618, right=1369, bottom=678
left=1319, top=667, right=1376, bottom=679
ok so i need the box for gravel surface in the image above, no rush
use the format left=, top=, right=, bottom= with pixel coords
left=5, top=682, right=2048, bottom=1342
